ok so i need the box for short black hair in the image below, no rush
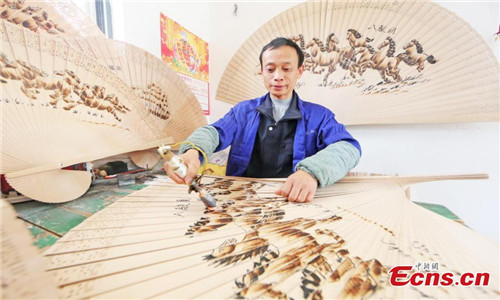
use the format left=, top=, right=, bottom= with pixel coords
left=259, top=37, right=304, bottom=69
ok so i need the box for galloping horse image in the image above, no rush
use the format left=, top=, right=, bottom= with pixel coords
left=358, top=36, right=403, bottom=83
left=192, top=178, right=388, bottom=299
left=305, top=38, right=342, bottom=85
left=0, top=52, right=130, bottom=121
left=326, top=33, right=340, bottom=52
left=336, top=29, right=374, bottom=79
left=346, top=29, right=374, bottom=48
left=398, top=39, right=437, bottom=72
left=290, top=31, right=437, bottom=86
left=348, top=45, right=376, bottom=78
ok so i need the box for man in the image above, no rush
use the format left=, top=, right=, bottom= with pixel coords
left=164, top=37, right=361, bottom=203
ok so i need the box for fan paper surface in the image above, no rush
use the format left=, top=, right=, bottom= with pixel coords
left=0, top=1, right=206, bottom=202
left=216, top=0, right=499, bottom=125
left=41, top=175, right=499, bottom=299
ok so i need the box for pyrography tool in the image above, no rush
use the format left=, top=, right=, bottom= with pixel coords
left=157, top=145, right=217, bottom=209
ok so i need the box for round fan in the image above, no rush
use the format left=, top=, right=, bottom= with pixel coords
left=0, top=19, right=179, bottom=202
left=216, top=0, right=499, bottom=125
left=129, top=149, right=162, bottom=170
left=5, top=169, right=91, bottom=203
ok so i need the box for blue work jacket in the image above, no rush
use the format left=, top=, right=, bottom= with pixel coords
left=211, top=92, right=361, bottom=177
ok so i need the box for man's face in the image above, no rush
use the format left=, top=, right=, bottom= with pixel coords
left=261, top=45, right=304, bottom=100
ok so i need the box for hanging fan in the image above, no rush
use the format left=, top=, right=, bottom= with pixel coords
left=59, top=36, right=208, bottom=168
left=0, top=20, right=179, bottom=202
left=29, top=174, right=497, bottom=299
left=1, top=200, right=60, bottom=299
left=0, top=0, right=104, bottom=37
left=216, top=0, right=499, bottom=125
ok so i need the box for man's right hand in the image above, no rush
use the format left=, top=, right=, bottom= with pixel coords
left=164, top=149, right=201, bottom=185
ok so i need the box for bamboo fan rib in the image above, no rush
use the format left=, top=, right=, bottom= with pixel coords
left=1, top=200, right=60, bottom=299
left=216, top=0, right=499, bottom=125
left=0, top=0, right=104, bottom=37
left=39, top=175, right=498, bottom=299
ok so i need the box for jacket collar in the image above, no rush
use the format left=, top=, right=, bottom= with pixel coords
left=256, top=91, right=302, bottom=122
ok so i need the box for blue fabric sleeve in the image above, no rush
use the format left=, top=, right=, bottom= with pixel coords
left=210, top=107, right=239, bottom=152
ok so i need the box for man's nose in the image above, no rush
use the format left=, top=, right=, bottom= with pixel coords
left=273, top=70, right=284, bottom=81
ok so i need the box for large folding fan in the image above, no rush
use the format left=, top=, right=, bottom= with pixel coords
left=2, top=175, right=498, bottom=299
left=216, top=0, right=499, bottom=125
left=0, top=19, right=206, bottom=202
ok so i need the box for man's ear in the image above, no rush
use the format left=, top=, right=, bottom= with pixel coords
left=298, top=65, right=305, bottom=76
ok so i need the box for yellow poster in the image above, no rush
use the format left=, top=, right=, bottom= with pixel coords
left=160, top=14, right=209, bottom=82
left=160, top=14, right=209, bottom=115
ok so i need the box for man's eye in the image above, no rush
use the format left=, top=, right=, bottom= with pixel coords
left=266, top=69, right=274, bottom=72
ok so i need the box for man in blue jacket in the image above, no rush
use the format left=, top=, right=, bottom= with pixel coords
left=165, top=37, right=361, bottom=203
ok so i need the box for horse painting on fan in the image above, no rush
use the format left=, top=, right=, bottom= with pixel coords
left=305, top=38, right=342, bottom=80
left=182, top=177, right=493, bottom=299
left=357, top=36, right=403, bottom=83
left=326, top=33, right=339, bottom=52
left=133, top=82, right=171, bottom=121
left=184, top=178, right=390, bottom=299
left=346, top=29, right=374, bottom=48
left=1, top=0, right=66, bottom=34
left=0, top=52, right=130, bottom=122
left=350, top=45, right=376, bottom=76
left=398, top=39, right=437, bottom=72
left=295, top=29, right=437, bottom=88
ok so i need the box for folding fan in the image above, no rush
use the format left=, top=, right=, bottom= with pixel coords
left=216, top=0, right=499, bottom=125
left=0, top=19, right=202, bottom=202
left=1, top=0, right=208, bottom=202
left=0, top=0, right=104, bottom=37
left=9, top=174, right=492, bottom=299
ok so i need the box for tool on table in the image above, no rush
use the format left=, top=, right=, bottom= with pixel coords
left=158, top=145, right=217, bottom=208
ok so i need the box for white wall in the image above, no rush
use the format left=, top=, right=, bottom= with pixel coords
left=113, top=1, right=499, bottom=242
left=115, top=1, right=210, bottom=57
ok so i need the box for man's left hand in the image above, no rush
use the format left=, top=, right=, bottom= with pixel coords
left=275, top=170, right=318, bottom=202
